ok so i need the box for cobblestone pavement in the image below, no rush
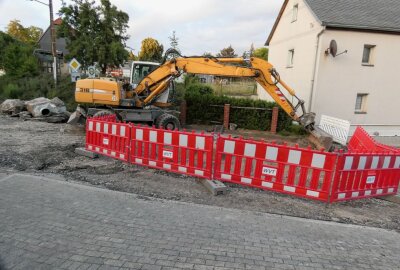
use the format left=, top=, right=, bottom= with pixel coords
left=0, top=174, right=399, bottom=270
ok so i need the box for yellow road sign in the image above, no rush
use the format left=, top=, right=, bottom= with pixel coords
left=69, top=58, right=81, bottom=71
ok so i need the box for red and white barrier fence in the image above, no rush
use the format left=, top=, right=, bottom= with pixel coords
left=129, top=125, right=213, bottom=179
left=213, top=136, right=337, bottom=202
left=84, top=118, right=400, bottom=203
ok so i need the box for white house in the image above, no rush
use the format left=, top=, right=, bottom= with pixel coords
left=258, top=0, right=400, bottom=136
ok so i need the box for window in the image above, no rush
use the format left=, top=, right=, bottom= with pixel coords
left=355, top=93, right=368, bottom=113
left=131, top=64, right=158, bottom=84
left=287, top=49, right=294, bottom=67
left=362, top=45, right=375, bottom=65
left=292, top=4, right=299, bottom=22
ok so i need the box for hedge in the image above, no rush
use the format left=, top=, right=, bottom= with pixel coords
left=185, top=90, right=292, bottom=131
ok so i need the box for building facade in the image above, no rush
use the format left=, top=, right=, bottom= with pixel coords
left=259, top=0, right=400, bottom=136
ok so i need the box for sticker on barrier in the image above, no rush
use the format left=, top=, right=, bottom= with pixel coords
left=213, top=136, right=338, bottom=202
left=330, top=152, right=400, bottom=202
left=129, top=125, right=213, bottom=179
left=85, top=117, right=130, bottom=162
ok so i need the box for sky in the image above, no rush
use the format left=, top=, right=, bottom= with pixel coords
left=0, top=0, right=283, bottom=55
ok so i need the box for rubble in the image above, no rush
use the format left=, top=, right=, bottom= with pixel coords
left=0, top=97, right=70, bottom=123
left=0, top=99, right=25, bottom=115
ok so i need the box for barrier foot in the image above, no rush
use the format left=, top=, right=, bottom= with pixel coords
left=200, top=179, right=227, bottom=196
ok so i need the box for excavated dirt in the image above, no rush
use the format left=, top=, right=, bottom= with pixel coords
left=0, top=115, right=399, bottom=232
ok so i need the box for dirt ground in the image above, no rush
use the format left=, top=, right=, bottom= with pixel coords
left=0, top=114, right=399, bottom=232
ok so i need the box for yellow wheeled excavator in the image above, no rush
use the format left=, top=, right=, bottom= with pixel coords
left=70, top=49, right=332, bottom=148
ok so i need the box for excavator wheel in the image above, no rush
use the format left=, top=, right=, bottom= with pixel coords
left=156, top=113, right=180, bottom=131
left=93, top=110, right=114, bottom=118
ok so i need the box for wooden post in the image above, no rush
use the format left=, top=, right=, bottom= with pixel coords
left=270, top=106, right=279, bottom=134
left=223, top=104, right=230, bottom=129
left=179, top=100, right=187, bottom=126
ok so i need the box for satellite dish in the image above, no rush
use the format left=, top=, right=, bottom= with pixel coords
left=329, top=40, right=338, bottom=57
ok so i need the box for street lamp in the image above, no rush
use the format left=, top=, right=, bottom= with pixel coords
left=30, top=0, right=57, bottom=85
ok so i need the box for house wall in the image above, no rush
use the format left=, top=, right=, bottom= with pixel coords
left=314, top=30, right=400, bottom=136
left=257, top=0, right=323, bottom=106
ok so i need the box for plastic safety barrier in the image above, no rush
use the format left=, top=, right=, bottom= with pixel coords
left=330, top=152, right=400, bottom=202
left=348, top=127, right=399, bottom=153
left=86, top=117, right=130, bottom=162
left=129, top=125, right=213, bottom=179
left=213, top=136, right=338, bottom=202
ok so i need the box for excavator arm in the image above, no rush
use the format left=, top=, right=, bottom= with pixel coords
left=133, top=54, right=316, bottom=130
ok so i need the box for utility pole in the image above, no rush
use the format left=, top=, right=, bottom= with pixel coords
left=49, top=0, right=57, bottom=84
left=30, top=0, right=57, bottom=85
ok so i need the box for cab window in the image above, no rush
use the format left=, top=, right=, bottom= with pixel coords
left=132, top=64, right=158, bottom=84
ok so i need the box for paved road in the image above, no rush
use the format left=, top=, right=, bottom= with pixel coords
left=0, top=174, right=399, bottom=270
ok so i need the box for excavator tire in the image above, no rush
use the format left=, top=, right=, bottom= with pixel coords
left=156, top=113, right=180, bottom=131
left=93, top=110, right=114, bottom=118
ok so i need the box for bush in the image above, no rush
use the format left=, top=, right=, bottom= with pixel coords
left=186, top=83, right=213, bottom=95
left=185, top=90, right=292, bottom=131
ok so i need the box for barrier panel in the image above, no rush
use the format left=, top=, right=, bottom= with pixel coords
left=348, top=127, right=399, bottom=153
left=86, top=117, right=130, bottom=162
left=129, top=125, right=213, bottom=179
left=330, top=152, right=400, bottom=202
left=213, top=136, right=338, bottom=202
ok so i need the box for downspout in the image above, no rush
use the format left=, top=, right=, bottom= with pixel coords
left=309, top=26, right=326, bottom=112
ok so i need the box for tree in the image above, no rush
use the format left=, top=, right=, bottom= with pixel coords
left=138, top=38, right=164, bottom=62
left=0, top=32, right=39, bottom=78
left=6, top=20, right=43, bottom=45
left=168, top=31, right=179, bottom=51
left=203, top=52, right=214, bottom=58
left=253, top=47, right=269, bottom=60
left=217, top=45, right=237, bottom=58
left=58, top=0, right=129, bottom=73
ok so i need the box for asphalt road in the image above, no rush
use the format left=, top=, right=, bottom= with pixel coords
left=0, top=174, right=399, bottom=270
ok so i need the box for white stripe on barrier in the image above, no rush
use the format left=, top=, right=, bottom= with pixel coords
left=306, top=190, right=320, bottom=198
left=311, top=154, right=326, bottom=169
left=95, top=147, right=100, bottom=152
left=149, top=161, right=157, bottom=167
left=196, top=137, right=205, bottom=150
left=241, top=177, right=252, bottom=184
left=364, top=190, right=372, bottom=196
left=371, top=156, right=379, bottom=169
left=284, top=186, right=296, bottom=193
left=376, top=189, right=383, bottom=194
left=383, top=156, right=391, bottom=169
left=120, top=126, right=126, bottom=137
left=395, top=157, right=400, bottom=168
left=164, top=132, right=172, bottom=144
left=288, top=150, right=301, bottom=164
left=103, top=149, right=108, bottom=154
left=221, top=174, right=232, bottom=180
left=135, top=158, right=142, bottom=164
left=163, top=164, right=171, bottom=170
left=178, top=167, right=187, bottom=173
left=136, top=129, right=143, bottom=140
left=338, top=193, right=346, bottom=199
left=357, top=156, right=366, bottom=170
left=111, top=151, right=116, bottom=157
left=104, top=123, right=109, bottom=134
left=262, top=181, right=273, bottom=188
left=344, top=156, right=353, bottom=170
left=112, top=124, right=117, bottom=135
left=120, top=154, right=125, bottom=159
left=88, top=121, right=93, bottom=131
left=351, top=191, right=359, bottom=198
left=88, top=145, right=93, bottom=150
left=96, top=123, right=101, bottom=132
left=150, top=131, right=157, bottom=142
left=388, top=188, right=394, bottom=193
left=265, top=146, right=278, bottom=161
left=223, top=140, right=235, bottom=154
left=195, top=170, right=204, bottom=176
left=244, top=143, right=256, bottom=157
left=179, top=134, right=188, bottom=147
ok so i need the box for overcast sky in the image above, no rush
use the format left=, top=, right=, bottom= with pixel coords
left=0, top=0, right=283, bottom=55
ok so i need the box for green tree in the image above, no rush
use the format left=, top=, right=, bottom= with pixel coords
left=6, top=20, right=43, bottom=45
left=58, top=0, right=129, bottom=73
left=217, top=45, right=237, bottom=57
left=203, top=52, right=214, bottom=57
left=138, top=38, right=164, bottom=62
left=0, top=31, right=39, bottom=78
left=168, top=31, right=179, bottom=51
left=253, top=47, right=269, bottom=60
